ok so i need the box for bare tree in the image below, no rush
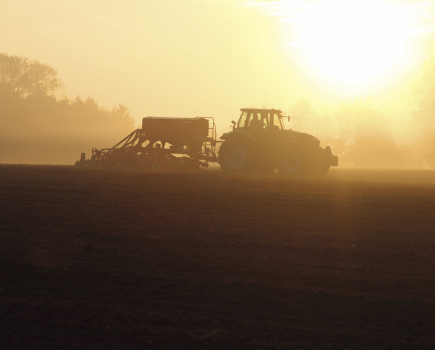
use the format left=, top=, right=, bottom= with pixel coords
left=412, top=57, right=435, bottom=167
left=412, top=57, right=435, bottom=127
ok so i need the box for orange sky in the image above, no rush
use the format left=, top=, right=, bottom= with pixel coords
left=2, top=0, right=435, bottom=133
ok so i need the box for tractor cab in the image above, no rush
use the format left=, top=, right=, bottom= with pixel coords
left=232, top=108, right=286, bottom=132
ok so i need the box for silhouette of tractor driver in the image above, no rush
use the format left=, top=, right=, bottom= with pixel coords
left=249, top=114, right=264, bottom=134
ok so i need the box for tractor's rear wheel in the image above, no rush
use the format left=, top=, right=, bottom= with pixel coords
left=277, top=152, right=306, bottom=176
left=219, top=139, right=254, bottom=173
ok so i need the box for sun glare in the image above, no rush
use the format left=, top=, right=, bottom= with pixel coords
left=293, top=0, right=409, bottom=85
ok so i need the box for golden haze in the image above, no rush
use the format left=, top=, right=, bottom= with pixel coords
left=1, top=0, right=435, bottom=166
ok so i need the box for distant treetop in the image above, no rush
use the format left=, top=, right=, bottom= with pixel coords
left=0, top=53, right=64, bottom=97
left=412, top=57, right=435, bottom=127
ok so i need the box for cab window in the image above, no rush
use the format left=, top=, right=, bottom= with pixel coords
left=248, top=112, right=269, bottom=131
left=248, top=112, right=259, bottom=128
left=260, top=113, right=269, bottom=129
left=273, top=113, right=283, bottom=130
left=238, top=111, right=249, bottom=128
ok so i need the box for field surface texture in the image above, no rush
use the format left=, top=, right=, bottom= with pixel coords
left=1, top=165, right=435, bottom=349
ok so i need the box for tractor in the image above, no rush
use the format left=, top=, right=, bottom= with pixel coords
left=218, top=108, right=338, bottom=175
left=76, top=108, right=338, bottom=175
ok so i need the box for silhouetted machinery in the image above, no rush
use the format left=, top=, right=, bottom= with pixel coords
left=78, top=117, right=218, bottom=171
left=77, top=109, right=338, bottom=175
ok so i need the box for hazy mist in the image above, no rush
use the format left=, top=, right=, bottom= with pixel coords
left=2, top=0, right=435, bottom=167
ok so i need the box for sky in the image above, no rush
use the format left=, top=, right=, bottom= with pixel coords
left=2, top=0, right=435, bottom=133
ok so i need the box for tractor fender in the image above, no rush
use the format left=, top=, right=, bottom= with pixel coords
left=220, top=129, right=258, bottom=144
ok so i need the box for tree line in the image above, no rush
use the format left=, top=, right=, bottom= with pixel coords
left=0, top=53, right=135, bottom=164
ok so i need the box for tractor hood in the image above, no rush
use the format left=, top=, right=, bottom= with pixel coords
left=278, top=129, right=320, bottom=148
left=220, top=129, right=321, bottom=148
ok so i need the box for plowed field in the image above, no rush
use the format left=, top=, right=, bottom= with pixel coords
left=1, top=164, right=435, bottom=349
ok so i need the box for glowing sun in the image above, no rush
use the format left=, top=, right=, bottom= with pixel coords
left=293, top=0, right=409, bottom=84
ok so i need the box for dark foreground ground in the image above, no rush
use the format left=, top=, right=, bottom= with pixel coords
left=1, top=165, right=434, bottom=349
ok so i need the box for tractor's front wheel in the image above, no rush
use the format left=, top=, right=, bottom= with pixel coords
left=219, top=139, right=254, bottom=173
left=277, top=152, right=306, bottom=176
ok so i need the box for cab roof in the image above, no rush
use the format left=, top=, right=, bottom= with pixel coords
left=240, top=108, right=282, bottom=113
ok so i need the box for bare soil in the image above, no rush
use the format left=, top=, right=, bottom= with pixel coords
left=1, top=164, right=434, bottom=349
